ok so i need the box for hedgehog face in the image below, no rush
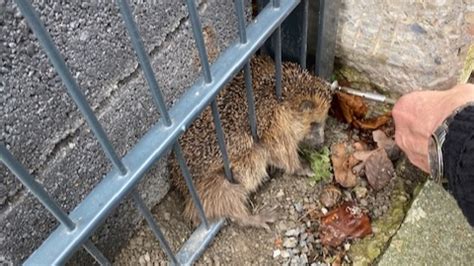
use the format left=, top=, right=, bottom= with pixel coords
left=297, top=94, right=331, bottom=150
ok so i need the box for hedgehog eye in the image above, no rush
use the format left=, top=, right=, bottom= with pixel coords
left=299, top=100, right=315, bottom=112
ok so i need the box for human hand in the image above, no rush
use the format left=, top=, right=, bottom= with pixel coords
left=392, top=83, right=474, bottom=173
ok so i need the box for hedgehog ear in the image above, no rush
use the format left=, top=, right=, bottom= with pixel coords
left=299, top=100, right=315, bottom=112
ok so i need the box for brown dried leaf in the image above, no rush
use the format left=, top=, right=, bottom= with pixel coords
left=331, top=92, right=368, bottom=123
left=365, top=148, right=395, bottom=191
left=331, top=143, right=358, bottom=188
left=319, top=202, right=372, bottom=247
left=352, top=150, right=375, bottom=162
left=331, top=91, right=392, bottom=130
left=352, top=112, right=392, bottom=130
left=372, top=129, right=401, bottom=160
left=352, top=141, right=368, bottom=152
left=320, top=185, right=342, bottom=208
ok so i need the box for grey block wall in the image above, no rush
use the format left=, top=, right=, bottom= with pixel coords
left=0, top=0, right=247, bottom=264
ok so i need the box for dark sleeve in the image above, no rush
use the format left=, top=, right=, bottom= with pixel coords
left=441, top=105, right=474, bottom=226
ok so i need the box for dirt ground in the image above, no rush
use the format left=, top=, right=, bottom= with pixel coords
left=114, top=114, right=421, bottom=265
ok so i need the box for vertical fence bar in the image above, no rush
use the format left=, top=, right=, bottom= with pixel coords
left=273, top=0, right=281, bottom=8
left=210, top=101, right=234, bottom=182
left=117, top=0, right=172, bottom=126
left=243, top=63, right=258, bottom=140
left=83, top=240, right=112, bottom=266
left=314, top=0, right=340, bottom=79
left=235, top=0, right=258, bottom=140
left=0, top=145, right=75, bottom=230
left=274, top=27, right=282, bottom=100
left=185, top=0, right=212, bottom=83
left=273, top=0, right=282, bottom=101
left=131, top=190, right=178, bottom=265
left=300, top=0, right=308, bottom=69
left=185, top=0, right=234, bottom=182
left=14, top=0, right=127, bottom=175
left=173, top=143, right=209, bottom=229
left=0, top=145, right=111, bottom=264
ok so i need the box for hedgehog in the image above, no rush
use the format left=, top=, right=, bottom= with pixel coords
left=168, top=55, right=332, bottom=230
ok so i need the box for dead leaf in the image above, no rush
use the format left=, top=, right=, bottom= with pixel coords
left=319, top=201, right=372, bottom=247
left=365, top=148, right=395, bottom=190
left=320, top=185, right=342, bottom=208
left=352, top=150, right=375, bottom=162
left=372, top=129, right=401, bottom=160
left=331, top=91, right=392, bottom=130
left=331, top=92, right=367, bottom=123
left=331, top=143, right=358, bottom=188
left=352, top=112, right=392, bottom=130
left=352, top=141, right=368, bottom=151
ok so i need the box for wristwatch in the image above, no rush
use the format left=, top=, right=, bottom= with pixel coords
left=428, top=101, right=474, bottom=183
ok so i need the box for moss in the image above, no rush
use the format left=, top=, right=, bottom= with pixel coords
left=301, top=146, right=332, bottom=185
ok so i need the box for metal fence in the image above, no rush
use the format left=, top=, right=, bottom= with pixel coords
left=0, top=0, right=338, bottom=265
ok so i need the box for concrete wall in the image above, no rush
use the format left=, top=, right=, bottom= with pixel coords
left=0, top=0, right=248, bottom=264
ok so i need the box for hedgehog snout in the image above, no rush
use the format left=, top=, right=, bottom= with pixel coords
left=301, top=121, right=325, bottom=150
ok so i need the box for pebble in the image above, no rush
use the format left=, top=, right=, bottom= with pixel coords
left=294, top=202, right=304, bottom=213
left=354, top=186, right=368, bottom=199
left=300, top=232, right=308, bottom=241
left=283, top=237, right=298, bottom=248
left=144, top=253, right=151, bottom=262
left=344, top=242, right=351, bottom=251
left=285, top=229, right=299, bottom=237
left=360, top=198, right=368, bottom=206
left=163, top=212, right=171, bottom=221
left=273, top=249, right=281, bottom=258
left=301, top=245, right=309, bottom=254
left=281, top=250, right=290, bottom=258
left=276, top=189, right=285, bottom=198
left=300, top=254, right=309, bottom=264
left=321, top=207, right=328, bottom=215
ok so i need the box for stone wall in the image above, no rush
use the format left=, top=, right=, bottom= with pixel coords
left=309, top=0, right=473, bottom=94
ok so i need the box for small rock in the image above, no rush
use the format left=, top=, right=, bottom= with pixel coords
left=300, top=254, right=309, bottom=264
left=321, top=207, right=328, bottom=215
left=299, top=240, right=306, bottom=248
left=285, top=229, right=299, bottom=237
left=290, top=257, right=300, bottom=265
left=301, top=245, right=309, bottom=254
left=281, top=250, right=290, bottom=258
left=273, top=249, right=281, bottom=258
left=300, top=232, right=308, bottom=241
left=163, top=212, right=171, bottom=221
left=354, top=186, right=368, bottom=199
left=144, top=253, right=151, bottom=262
left=138, top=256, right=146, bottom=265
left=319, top=185, right=342, bottom=208
left=306, top=221, right=311, bottom=228
left=360, top=198, right=368, bottom=206
left=307, top=234, right=315, bottom=243
left=283, top=237, right=298, bottom=248
left=276, top=189, right=285, bottom=198
left=292, top=248, right=301, bottom=254
left=344, top=242, right=351, bottom=251
left=277, top=221, right=288, bottom=232
left=294, top=202, right=304, bottom=213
